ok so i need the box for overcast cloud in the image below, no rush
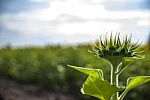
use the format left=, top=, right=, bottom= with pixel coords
left=0, top=0, right=150, bottom=46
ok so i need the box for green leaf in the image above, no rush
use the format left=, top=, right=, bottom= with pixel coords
left=119, top=76, right=150, bottom=100
left=122, top=57, right=138, bottom=67
left=68, top=65, right=103, bottom=79
left=81, top=75, right=122, bottom=100
left=118, top=57, right=142, bottom=74
left=126, top=76, right=150, bottom=91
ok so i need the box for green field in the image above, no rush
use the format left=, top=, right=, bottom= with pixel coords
left=0, top=45, right=150, bottom=100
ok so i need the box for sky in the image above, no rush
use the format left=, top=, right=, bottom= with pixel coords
left=0, top=0, right=150, bottom=46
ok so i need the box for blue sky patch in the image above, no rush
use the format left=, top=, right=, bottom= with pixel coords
left=106, top=0, right=150, bottom=11
left=0, top=0, right=48, bottom=14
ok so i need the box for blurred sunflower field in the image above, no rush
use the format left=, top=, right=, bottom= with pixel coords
left=0, top=44, right=150, bottom=100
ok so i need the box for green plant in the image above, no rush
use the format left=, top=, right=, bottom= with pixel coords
left=68, top=33, right=150, bottom=100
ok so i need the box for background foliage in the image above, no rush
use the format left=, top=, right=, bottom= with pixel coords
left=0, top=44, right=150, bottom=100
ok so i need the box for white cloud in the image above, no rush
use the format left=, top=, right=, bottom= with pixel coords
left=137, top=17, right=150, bottom=26
left=110, top=0, right=143, bottom=2
left=1, top=0, right=150, bottom=45
left=29, top=0, right=150, bottom=21
left=31, top=0, right=51, bottom=3
left=58, top=21, right=120, bottom=34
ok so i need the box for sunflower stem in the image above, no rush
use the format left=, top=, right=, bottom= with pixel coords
left=109, top=61, right=114, bottom=85
left=111, top=63, right=121, bottom=100
left=119, top=91, right=127, bottom=100
left=112, top=72, right=119, bottom=100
